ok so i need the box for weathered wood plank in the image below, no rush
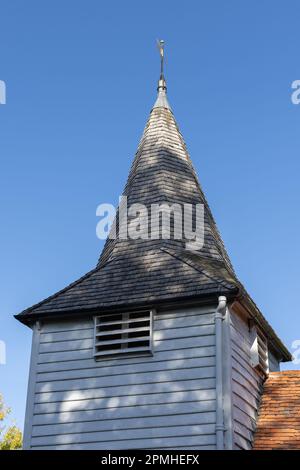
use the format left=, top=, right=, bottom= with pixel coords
left=42, top=319, right=93, bottom=333
left=32, top=406, right=216, bottom=434
left=35, top=366, right=215, bottom=393
left=40, top=329, right=94, bottom=343
left=31, top=434, right=216, bottom=450
left=31, top=424, right=216, bottom=446
left=234, top=421, right=253, bottom=442
left=37, top=356, right=215, bottom=383
left=231, top=369, right=260, bottom=398
left=38, top=334, right=215, bottom=363
left=39, top=324, right=215, bottom=354
left=34, top=388, right=216, bottom=414
left=35, top=377, right=216, bottom=404
left=232, top=394, right=257, bottom=421
left=36, top=346, right=216, bottom=373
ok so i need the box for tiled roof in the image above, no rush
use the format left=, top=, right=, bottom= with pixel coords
left=253, top=371, right=300, bottom=450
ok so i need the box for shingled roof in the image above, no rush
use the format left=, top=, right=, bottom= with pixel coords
left=11, top=68, right=292, bottom=362
left=253, top=371, right=300, bottom=450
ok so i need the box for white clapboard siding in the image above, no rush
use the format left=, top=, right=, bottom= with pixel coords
left=31, top=434, right=216, bottom=450
left=35, top=366, right=215, bottom=393
left=27, top=306, right=217, bottom=449
left=36, top=356, right=215, bottom=383
left=35, top=377, right=216, bottom=405
left=38, top=333, right=215, bottom=364
left=230, top=310, right=263, bottom=450
left=36, top=346, right=215, bottom=374
left=34, top=388, right=216, bottom=415
left=31, top=423, right=216, bottom=446
left=32, top=407, right=216, bottom=434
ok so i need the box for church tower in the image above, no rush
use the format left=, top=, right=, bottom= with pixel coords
left=16, top=42, right=291, bottom=450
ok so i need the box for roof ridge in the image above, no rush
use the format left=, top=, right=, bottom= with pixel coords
left=160, top=247, right=237, bottom=291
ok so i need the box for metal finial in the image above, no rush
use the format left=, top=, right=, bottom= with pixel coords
left=153, top=39, right=171, bottom=109
left=156, top=39, right=166, bottom=92
left=157, top=39, right=165, bottom=78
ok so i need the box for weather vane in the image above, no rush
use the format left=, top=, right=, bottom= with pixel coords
left=156, top=39, right=165, bottom=78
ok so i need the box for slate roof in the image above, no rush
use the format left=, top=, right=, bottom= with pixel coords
left=253, top=371, right=300, bottom=450
left=12, top=80, right=293, bottom=361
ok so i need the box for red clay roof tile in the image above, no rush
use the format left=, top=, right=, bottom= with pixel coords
left=253, top=370, right=300, bottom=450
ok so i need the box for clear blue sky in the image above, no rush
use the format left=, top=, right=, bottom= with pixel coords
left=1, top=0, right=300, bottom=430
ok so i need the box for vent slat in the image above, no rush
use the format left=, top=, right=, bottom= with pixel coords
left=96, top=316, right=150, bottom=327
left=96, top=326, right=150, bottom=337
left=95, top=337, right=150, bottom=347
left=94, top=346, right=151, bottom=358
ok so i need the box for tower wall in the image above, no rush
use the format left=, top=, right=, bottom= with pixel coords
left=24, top=306, right=217, bottom=450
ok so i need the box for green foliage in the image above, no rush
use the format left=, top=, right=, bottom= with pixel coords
left=0, top=394, right=22, bottom=450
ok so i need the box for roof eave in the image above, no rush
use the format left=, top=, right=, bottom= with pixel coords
left=14, top=288, right=239, bottom=327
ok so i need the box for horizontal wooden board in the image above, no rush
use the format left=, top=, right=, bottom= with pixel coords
left=232, top=380, right=259, bottom=409
left=36, top=366, right=215, bottom=393
left=37, top=334, right=215, bottom=364
left=232, top=394, right=256, bottom=421
left=154, top=324, right=214, bottom=341
left=233, top=407, right=256, bottom=432
left=34, top=388, right=216, bottom=415
left=233, top=421, right=253, bottom=443
left=231, top=350, right=261, bottom=384
left=42, top=319, right=93, bottom=333
left=38, top=324, right=215, bottom=355
left=231, top=369, right=260, bottom=398
left=31, top=424, right=216, bottom=446
left=36, top=346, right=216, bottom=373
left=156, top=307, right=215, bottom=320
left=29, top=307, right=219, bottom=450
left=233, top=432, right=252, bottom=451
left=35, top=377, right=216, bottom=404
left=154, top=314, right=214, bottom=331
left=40, top=329, right=94, bottom=343
left=32, top=406, right=216, bottom=434
left=37, top=356, right=215, bottom=383
left=31, top=434, right=217, bottom=450
left=40, top=307, right=215, bottom=334
left=230, top=328, right=251, bottom=358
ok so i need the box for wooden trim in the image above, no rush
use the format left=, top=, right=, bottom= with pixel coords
left=23, top=321, right=41, bottom=449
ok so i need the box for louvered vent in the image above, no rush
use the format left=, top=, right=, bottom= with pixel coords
left=250, top=325, right=269, bottom=376
left=94, top=311, right=153, bottom=359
